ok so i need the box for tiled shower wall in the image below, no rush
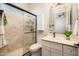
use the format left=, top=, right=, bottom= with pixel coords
left=0, top=10, right=24, bottom=56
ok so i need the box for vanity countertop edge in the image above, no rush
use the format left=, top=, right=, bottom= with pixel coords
left=42, top=35, right=79, bottom=47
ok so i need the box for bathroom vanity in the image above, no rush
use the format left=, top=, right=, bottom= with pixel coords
left=42, top=34, right=79, bottom=56
left=46, top=3, right=79, bottom=56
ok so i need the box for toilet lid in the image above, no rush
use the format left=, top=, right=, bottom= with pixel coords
left=29, top=43, right=42, bottom=52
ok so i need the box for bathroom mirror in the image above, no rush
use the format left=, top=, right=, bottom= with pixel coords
left=49, top=3, right=78, bottom=34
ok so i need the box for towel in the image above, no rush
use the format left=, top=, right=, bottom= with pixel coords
left=73, top=19, right=79, bottom=35
left=0, top=12, right=7, bottom=48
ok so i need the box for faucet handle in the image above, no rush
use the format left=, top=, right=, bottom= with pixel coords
left=53, top=32, right=55, bottom=38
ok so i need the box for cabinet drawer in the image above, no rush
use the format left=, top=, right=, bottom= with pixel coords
left=51, top=48, right=62, bottom=56
left=50, top=42, right=62, bottom=51
left=42, top=46, right=50, bottom=56
left=42, top=40, right=51, bottom=47
left=63, top=45, right=78, bottom=56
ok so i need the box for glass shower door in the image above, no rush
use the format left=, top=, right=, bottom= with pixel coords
left=23, top=12, right=36, bottom=54
left=0, top=3, right=37, bottom=56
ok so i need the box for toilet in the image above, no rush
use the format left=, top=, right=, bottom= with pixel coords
left=29, top=43, right=42, bottom=56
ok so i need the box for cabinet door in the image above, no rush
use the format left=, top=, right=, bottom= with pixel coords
left=63, top=45, right=78, bottom=56
left=42, top=46, right=50, bottom=56
left=50, top=42, right=62, bottom=56
left=51, top=48, right=62, bottom=56
left=78, top=48, right=79, bottom=56
left=50, top=42, right=62, bottom=50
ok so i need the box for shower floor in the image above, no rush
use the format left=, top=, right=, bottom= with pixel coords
left=6, top=48, right=29, bottom=56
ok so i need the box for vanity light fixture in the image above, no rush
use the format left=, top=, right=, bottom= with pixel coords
left=50, top=3, right=64, bottom=9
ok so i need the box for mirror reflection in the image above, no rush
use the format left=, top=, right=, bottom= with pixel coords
left=49, top=3, right=79, bottom=36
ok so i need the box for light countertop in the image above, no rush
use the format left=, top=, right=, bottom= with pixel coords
left=42, top=33, right=79, bottom=47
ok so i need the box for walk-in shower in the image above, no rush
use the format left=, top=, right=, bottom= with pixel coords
left=0, top=3, right=37, bottom=56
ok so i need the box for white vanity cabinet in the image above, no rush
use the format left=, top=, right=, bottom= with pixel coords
left=42, top=40, right=62, bottom=56
left=42, top=45, right=50, bottom=56
left=50, top=42, right=62, bottom=56
left=63, top=45, right=78, bottom=56
left=42, top=40, right=51, bottom=56
left=42, top=39, right=78, bottom=56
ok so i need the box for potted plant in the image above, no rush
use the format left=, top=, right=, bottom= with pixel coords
left=64, top=30, right=72, bottom=40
